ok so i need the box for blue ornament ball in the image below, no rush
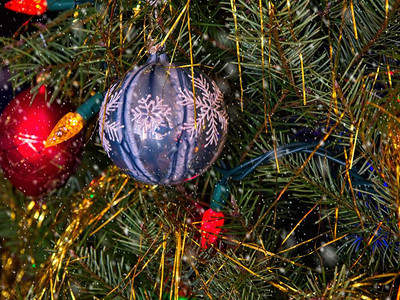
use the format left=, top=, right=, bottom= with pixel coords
left=99, top=53, right=228, bottom=185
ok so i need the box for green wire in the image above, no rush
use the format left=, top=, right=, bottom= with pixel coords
left=210, top=143, right=376, bottom=210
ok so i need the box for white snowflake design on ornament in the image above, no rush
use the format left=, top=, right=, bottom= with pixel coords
left=178, top=74, right=228, bottom=147
left=131, top=94, right=173, bottom=140
left=99, top=86, right=124, bottom=154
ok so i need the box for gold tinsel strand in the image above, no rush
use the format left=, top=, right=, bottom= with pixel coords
left=0, top=179, right=49, bottom=299
left=35, top=166, right=145, bottom=298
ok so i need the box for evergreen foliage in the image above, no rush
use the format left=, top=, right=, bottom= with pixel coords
left=1, top=0, right=400, bottom=298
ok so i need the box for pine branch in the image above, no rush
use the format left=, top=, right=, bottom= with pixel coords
left=353, top=0, right=400, bottom=66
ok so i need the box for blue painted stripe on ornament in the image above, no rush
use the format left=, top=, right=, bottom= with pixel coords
left=146, top=65, right=164, bottom=183
left=170, top=67, right=194, bottom=182
left=182, top=134, right=192, bottom=181
left=174, top=117, right=189, bottom=181
left=119, top=81, right=143, bottom=181
left=122, top=65, right=156, bottom=184
left=126, top=69, right=155, bottom=183
left=168, top=122, right=184, bottom=182
left=178, top=69, right=193, bottom=181
left=167, top=70, right=185, bottom=182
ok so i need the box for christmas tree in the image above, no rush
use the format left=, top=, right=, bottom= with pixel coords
left=1, top=0, right=400, bottom=299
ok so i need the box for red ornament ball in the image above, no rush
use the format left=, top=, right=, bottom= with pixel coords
left=0, top=87, right=83, bottom=196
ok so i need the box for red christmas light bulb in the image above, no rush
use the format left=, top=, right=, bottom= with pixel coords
left=5, top=0, right=47, bottom=16
left=200, top=208, right=225, bottom=249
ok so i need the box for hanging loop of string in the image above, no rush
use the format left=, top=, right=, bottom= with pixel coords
left=146, top=0, right=163, bottom=54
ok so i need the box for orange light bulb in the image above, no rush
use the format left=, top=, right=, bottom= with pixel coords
left=45, top=112, right=84, bottom=148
